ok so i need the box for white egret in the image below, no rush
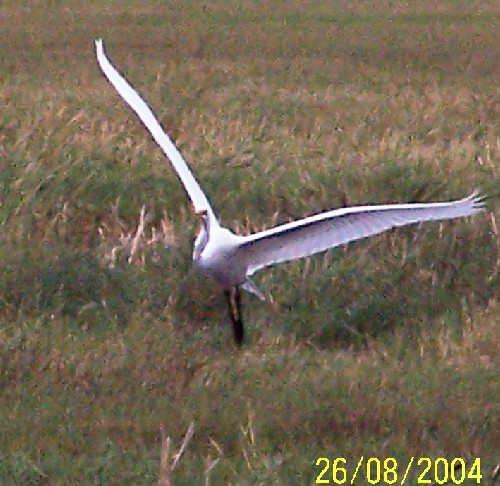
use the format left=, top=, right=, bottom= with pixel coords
left=95, top=39, right=485, bottom=345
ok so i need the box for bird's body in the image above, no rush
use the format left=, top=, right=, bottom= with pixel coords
left=194, top=221, right=247, bottom=290
left=95, top=39, right=485, bottom=345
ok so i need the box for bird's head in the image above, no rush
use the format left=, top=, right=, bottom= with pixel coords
left=193, top=209, right=210, bottom=261
left=196, top=209, right=209, bottom=232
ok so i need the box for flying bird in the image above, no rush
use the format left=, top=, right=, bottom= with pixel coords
left=95, top=39, right=485, bottom=346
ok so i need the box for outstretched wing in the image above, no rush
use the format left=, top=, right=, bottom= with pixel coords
left=237, top=192, right=485, bottom=275
left=95, top=39, right=215, bottom=216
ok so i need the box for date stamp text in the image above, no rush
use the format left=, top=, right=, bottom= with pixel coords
left=314, top=457, right=482, bottom=484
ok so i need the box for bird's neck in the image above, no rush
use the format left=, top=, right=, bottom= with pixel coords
left=193, top=210, right=219, bottom=260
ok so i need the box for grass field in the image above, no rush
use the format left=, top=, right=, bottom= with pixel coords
left=1, top=1, right=499, bottom=484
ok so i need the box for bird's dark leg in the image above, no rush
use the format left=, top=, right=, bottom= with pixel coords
left=223, top=290, right=233, bottom=322
left=224, top=288, right=244, bottom=346
left=234, top=286, right=244, bottom=345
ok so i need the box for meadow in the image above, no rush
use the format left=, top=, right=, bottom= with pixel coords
left=0, top=1, right=499, bottom=484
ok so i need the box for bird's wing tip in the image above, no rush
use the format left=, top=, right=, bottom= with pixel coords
left=95, top=39, right=103, bottom=50
left=468, top=189, right=486, bottom=211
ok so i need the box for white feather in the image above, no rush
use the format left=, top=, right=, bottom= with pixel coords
left=237, top=192, right=485, bottom=275
left=95, top=39, right=214, bottom=216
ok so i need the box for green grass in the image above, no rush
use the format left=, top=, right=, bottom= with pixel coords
left=0, top=0, right=499, bottom=484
